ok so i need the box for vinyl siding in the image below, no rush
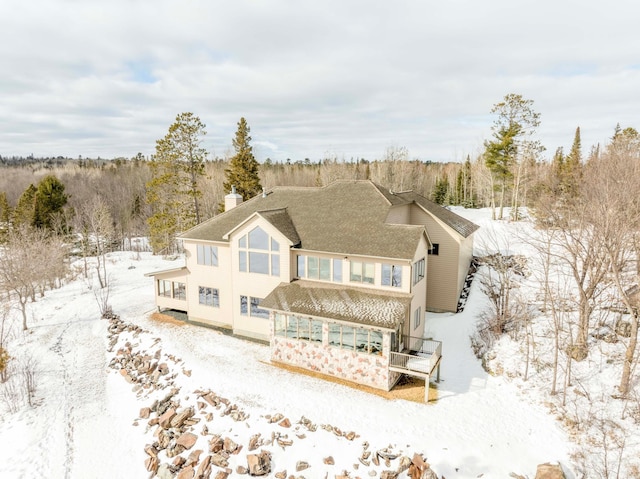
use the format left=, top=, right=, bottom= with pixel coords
left=410, top=204, right=462, bottom=312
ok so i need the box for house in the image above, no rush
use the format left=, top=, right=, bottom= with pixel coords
left=146, top=180, right=478, bottom=392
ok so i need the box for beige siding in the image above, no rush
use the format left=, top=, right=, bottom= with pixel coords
left=409, top=235, right=429, bottom=340
left=410, top=204, right=463, bottom=312
left=229, top=217, right=292, bottom=342
left=183, top=241, right=233, bottom=330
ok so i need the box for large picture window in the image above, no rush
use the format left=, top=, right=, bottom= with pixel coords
left=238, top=226, right=280, bottom=276
left=196, top=244, right=218, bottom=266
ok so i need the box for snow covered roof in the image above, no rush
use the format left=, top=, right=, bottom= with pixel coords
left=260, top=280, right=412, bottom=329
left=181, top=180, right=476, bottom=260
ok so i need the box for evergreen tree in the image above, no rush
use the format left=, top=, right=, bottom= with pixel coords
left=223, top=117, right=262, bottom=203
left=0, top=192, right=11, bottom=242
left=12, top=184, right=37, bottom=227
left=33, top=175, right=68, bottom=230
left=146, top=112, right=208, bottom=254
left=484, top=93, right=542, bottom=220
left=432, top=176, right=450, bottom=205
left=561, top=127, right=582, bottom=196
left=0, top=192, right=11, bottom=224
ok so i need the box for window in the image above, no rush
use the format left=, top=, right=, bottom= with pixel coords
left=296, top=255, right=342, bottom=283
left=198, top=286, right=219, bottom=307
left=413, top=258, right=425, bottom=285
left=158, top=280, right=185, bottom=300
left=249, top=252, right=269, bottom=274
left=382, top=264, right=402, bottom=288
left=158, top=280, right=171, bottom=297
left=240, top=295, right=248, bottom=315
left=328, top=323, right=383, bottom=355
left=238, top=227, right=280, bottom=276
left=319, top=258, right=331, bottom=281
left=250, top=297, right=270, bottom=319
left=332, top=258, right=342, bottom=282
left=174, top=282, right=186, bottom=300
left=308, top=256, right=319, bottom=279
left=274, top=314, right=322, bottom=342
left=428, top=243, right=439, bottom=256
left=196, top=244, right=218, bottom=266
left=413, top=307, right=422, bottom=330
left=350, top=261, right=374, bottom=284
left=242, top=295, right=269, bottom=318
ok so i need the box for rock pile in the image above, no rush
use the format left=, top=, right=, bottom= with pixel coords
left=105, top=312, right=566, bottom=479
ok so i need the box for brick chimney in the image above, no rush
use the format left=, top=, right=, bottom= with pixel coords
left=225, top=185, right=243, bottom=211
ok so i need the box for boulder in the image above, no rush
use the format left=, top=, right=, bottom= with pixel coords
left=194, top=454, right=212, bottom=479
left=295, top=461, right=309, bottom=472
left=171, top=407, right=195, bottom=428
left=144, top=456, right=158, bottom=473
left=247, top=450, right=271, bottom=476
left=223, top=437, right=239, bottom=453
left=177, top=466, right=195, bottom=479
left=159, top=408, right=177, bottom=429
left=140, top=407, right=151, bottom=419
left=177, top=432, right=198, bottom=450
left=185, top=449, right=203, bottom=467
left=210, top=453, right=229, bottom=468
left=535, top=463, right=565, bottom=479
left=324, top=456, right=335, bottom=465
left=278, top=418, right=291, bottom=428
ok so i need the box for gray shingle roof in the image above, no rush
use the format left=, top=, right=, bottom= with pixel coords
left=260, top=280, right=411, bottom=329
left=395, top=191, right=480, bottom=238
left=181, top=180, right=477, bottom=258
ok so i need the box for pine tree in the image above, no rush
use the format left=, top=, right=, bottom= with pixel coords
left=33, top=175, right=68, bottom=230
left=561, top=127, right=582, bottom=196
left=223, top=118, right=262, bottom=203
left=12, top=184, right=37, bottom=227
left=432, top=176, right=450, bottom=205
left=0, top=192, right=11, bottom=242
left=146, top=112, right=208, bottom=254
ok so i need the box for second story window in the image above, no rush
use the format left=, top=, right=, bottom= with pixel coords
left=413, top=258, right=425, bottom=285
left=197, top=244, right=218, bottom=266
left=381, top=264, right=402, bottom=288
left=297, top=256, right=343, bottom=283
left=350, top=260, right=374, bottom=284
left=238, top=226, right=280, bottom=276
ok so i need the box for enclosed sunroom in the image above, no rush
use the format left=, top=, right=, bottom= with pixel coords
left=262, top=280, right=441, bottom=392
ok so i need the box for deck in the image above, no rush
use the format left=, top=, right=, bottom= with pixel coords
left=389, top=336, right=442, bottom=382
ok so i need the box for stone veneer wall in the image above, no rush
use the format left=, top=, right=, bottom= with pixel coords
left=271, top=321, right=399, bottom=391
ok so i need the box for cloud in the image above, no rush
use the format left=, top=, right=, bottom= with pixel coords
left=0, top=0, right=639, bottom=161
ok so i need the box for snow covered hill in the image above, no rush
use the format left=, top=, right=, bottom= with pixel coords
left=0, top=209, right=583, bottom=478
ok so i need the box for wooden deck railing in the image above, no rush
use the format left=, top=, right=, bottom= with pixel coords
left=389, top=337, right=442, bottom=381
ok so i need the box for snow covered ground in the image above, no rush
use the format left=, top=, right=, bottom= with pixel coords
left=0, top=210, right=579, bottom=478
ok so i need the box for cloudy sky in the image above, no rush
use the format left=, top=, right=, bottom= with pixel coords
left=1, top=1, right=638, bottom=163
